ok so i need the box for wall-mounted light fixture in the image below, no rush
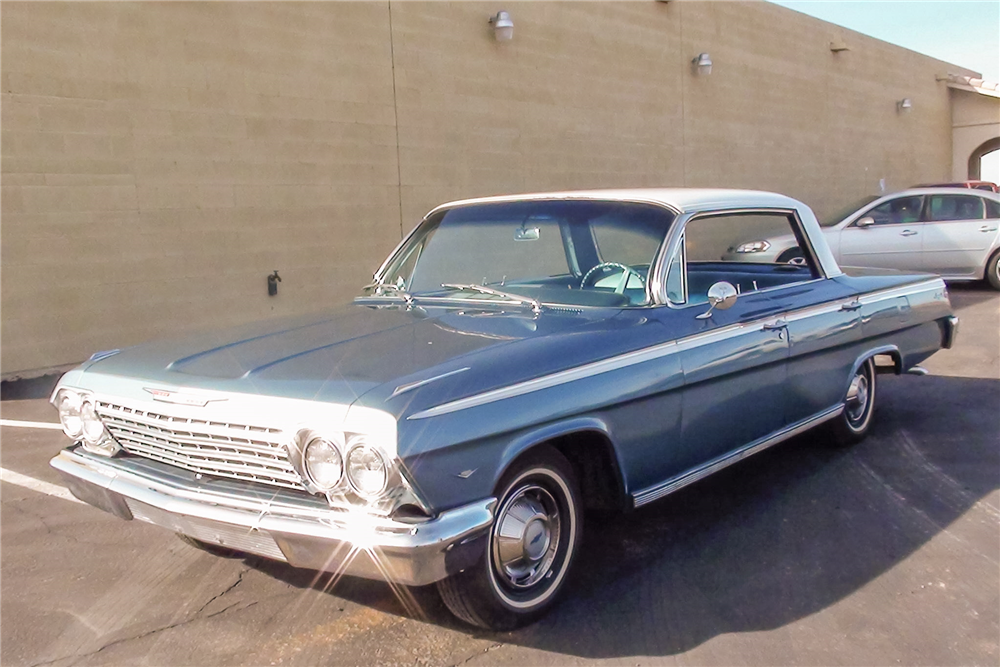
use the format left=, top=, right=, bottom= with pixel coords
left=829, top=40, right=849, bottom=53
left=897, top=98, right=913, bottom=113
left=691, top=53, right=713, bottom=76
left=489, top=11, right=514, bottom=41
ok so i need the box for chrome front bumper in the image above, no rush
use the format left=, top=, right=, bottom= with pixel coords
left=51, top=448, right=495, bottom=586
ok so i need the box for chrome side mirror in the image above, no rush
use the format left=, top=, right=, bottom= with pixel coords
left=696, top=281, right=738, bottom=320
left=856, top=216, right=875, bottom=229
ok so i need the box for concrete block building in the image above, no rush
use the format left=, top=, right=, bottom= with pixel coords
left=1, top=1, right=995, bottom=375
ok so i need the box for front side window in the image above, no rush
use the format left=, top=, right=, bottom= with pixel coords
left=865, top=196, right=923, bottom=225
left=373, top=200, right=675, bottom=308
left=927, top=195, right=985, bottom=222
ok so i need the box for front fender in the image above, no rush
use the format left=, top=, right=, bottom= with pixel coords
left=400, top=416, right=623, bottom=516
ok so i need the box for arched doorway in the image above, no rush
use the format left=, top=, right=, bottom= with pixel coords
left=968, top=137, right=1000, bottom=180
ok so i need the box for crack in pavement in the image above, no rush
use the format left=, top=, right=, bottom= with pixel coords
left=195, top=568, right=248, bottom=616
left=27, top=600, right=259, bottom=667
left=26, top=568, right=256, bottom=667
left=449, top=642, right=505, bottom=667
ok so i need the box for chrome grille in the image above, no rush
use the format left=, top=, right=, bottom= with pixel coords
left=98, top=400, right=304, bottom=490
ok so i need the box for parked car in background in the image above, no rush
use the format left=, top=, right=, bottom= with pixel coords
left=51, top=189, right=957, bottom=630
left=916, top=180, right=999, bottom=193
left=724, top=187, right=1000, bottom=290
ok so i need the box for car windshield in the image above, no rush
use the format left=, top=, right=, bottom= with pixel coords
left=368, top=200, right=675, bottom=308
left=820, top=195, right=880, bottom=227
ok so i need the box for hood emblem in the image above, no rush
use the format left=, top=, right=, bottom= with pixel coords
left=143, top=388, right=228, bottom=407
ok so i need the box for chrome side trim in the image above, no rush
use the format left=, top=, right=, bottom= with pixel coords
left=408, top=279, right=943, bottom=421
left=856, top=278, right=944, bottom=305
left=390, top=367, right=471, bottom=399
left=408, top=318, right=775, bottom=420
left=632, top=404, right=844, bottom=507
left=407, top=340, right=682, bottom=420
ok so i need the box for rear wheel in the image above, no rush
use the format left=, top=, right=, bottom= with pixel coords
left=776, top=247, right=806, bottom=265
left=986, top=249, right=1000, bottom=291
left=437, top=447, right=582, bottom=630
left=828, top=357, right=877, bottom=446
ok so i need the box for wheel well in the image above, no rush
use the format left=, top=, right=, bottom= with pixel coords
left=538, top=431, right=627, bottom=512
left=776, top=246, right=803, bottom=262
left=873, top=351, right=901, bottom=374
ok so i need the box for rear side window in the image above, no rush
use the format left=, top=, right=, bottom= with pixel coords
left=866, top=196, right=923, bottom=225
left=985, top=199, right=1000, bottom=219
left=928, top=195, right=985, bottom=222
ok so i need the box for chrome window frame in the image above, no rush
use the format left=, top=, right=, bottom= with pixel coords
left=654, top=207, right=827, bottom=308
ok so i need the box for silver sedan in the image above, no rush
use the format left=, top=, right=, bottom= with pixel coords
left=723, top=188, right=1000, bottom=290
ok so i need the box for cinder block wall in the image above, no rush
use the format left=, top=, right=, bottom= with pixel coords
left=0, top=1, right=971, bottom=373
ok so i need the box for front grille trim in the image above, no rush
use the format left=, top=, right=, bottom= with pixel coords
left=97, top=400, right=305, bottom=491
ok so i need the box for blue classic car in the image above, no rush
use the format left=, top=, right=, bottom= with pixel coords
left=51, top=189, right=958, bottom=630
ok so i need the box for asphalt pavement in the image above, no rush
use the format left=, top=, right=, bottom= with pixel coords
left=2, top=284, right=997, bottom=666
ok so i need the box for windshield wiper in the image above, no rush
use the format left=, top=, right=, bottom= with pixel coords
left=439, top=283, right=542, bottom=315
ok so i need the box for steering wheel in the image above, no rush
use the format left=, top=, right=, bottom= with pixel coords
left=580, top=262, right=645, bottom=295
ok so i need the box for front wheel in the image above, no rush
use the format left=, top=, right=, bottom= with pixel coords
left=986, top=249, right=1000, bottom=291
left=828, top=357, right=877, bottom=446
left=436, top=447, right=583, bottom=630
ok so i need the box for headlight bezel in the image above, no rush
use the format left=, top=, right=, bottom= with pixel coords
left=289, top=427, right=423, bottom=517
left=53, top=387, right=119, bottom=456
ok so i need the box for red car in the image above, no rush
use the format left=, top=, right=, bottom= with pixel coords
left=916, top=180, right=999, bottom=193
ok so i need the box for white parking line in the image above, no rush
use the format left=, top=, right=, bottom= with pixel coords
left=0, top=419, right=62, bottom=430
left=0, top=467, right=82, bottom=504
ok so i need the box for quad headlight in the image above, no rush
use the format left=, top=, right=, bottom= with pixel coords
left=346, top=439, right=388, bottom=497
left=56, top=389, right=85, bottom=439
left=53, top=388, right=119, bottom=456
left=290, top=428, right=422, bottom=516
left=303, top=437, right=344, bottom=490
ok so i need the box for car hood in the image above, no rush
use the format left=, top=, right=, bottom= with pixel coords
left=79, top=301, right=620, bottom=408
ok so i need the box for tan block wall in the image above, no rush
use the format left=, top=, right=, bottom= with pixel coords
left=950, top=89, right=1000, bottom=180
left=0, top=1, right=974, bottom=374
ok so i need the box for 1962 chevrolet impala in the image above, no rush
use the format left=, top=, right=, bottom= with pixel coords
left=51, top=189, right=958, bottom=629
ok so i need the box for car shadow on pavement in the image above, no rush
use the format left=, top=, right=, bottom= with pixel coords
left=0, top=373, right=62, bottom=401
left=247, top=373, right=999, bottom=657
left=945, top=281, right=1000, bottom=304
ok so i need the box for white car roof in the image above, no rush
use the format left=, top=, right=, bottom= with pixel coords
left=429, top=188, right=805, bottom=216
left=883, top=187, right=1000, bottom=200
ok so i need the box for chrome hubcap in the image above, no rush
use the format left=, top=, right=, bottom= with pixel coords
left=492, top=485, right=560, bottom=589
left=846, top=372, right=869, bottom=423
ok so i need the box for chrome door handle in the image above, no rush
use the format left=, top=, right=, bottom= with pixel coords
left=763, top=319, right=787, bottom=340
left=840, top=300, right=862, bottom=311
left=900, top=230, right=918, bottom=236
left=980, top=225, right=998, bottom=232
